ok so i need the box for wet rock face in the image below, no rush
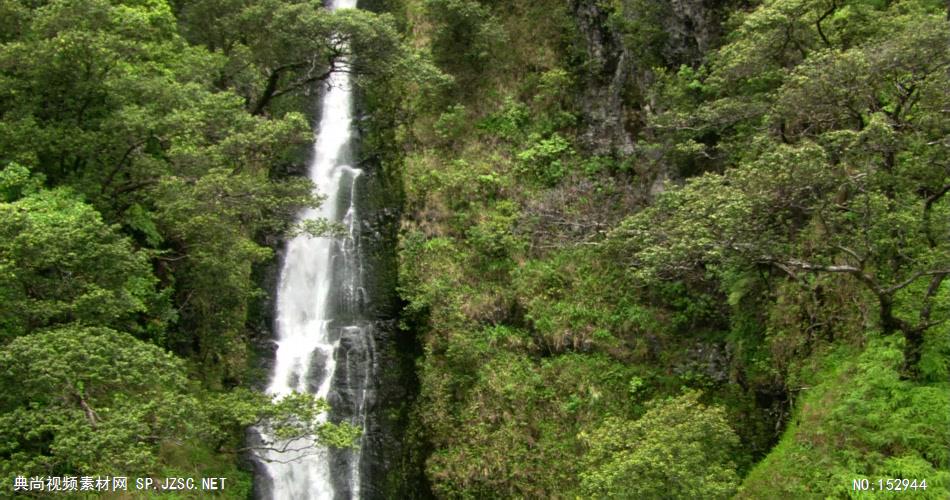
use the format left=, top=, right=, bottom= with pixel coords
left=327, top=325, right=376, bottom=420
left=675, top=341, right=733, bottom=383
left=244, top=427, right=274, bottom=500
left=328, top=323, right=378, bottom=499
left=571, top=0, right=636, bottom=157
left=328, top=320, right=411, bottom=500
left=569, top=0, right=731, bottom=158
left=307, top=349, right=330, bottom=394
left=663, top=0, right=728, bottom=66
left=340, top=103, right=424, bottom=497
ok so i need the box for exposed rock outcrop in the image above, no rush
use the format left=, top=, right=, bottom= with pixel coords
left=570, top=0, right=733, bottom=161
left=571, top=0, right=636, bottom=157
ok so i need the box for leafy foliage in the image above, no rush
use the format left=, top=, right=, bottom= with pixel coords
left=740, top=338, right=950, bottom=498
left=580, top=391, right=740, bottom=498
left=0, top=327, right=359, bottom=483
left=0, top=183, right=164, bottom=341
left=2, top=0, right=948, bottom=494
left=424, top=0, right=505, bottom=92
left=0, top=326, right=194, bottom=477
left=393, top=0, right=950, bottom=496
left=0, top=0, right=410, bottom=487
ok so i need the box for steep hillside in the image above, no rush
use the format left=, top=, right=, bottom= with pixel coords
left=388, top=0, right=950, bottom=496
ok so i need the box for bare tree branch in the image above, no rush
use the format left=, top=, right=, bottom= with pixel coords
left=884, top=269, right=950, bottom=295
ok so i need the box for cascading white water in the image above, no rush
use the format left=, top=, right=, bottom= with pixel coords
left=259, top=0, right=372, bottom=497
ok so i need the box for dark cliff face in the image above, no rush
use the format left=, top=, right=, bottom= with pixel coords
left=663, top=0, right=730, bottom=65
left=345, top=15, right=430, bottom=490
left=339, top=144, right=420, bottom=499
left=571, top=0, right=636, bottom=158
left=569, top=0, right=732, bottom=160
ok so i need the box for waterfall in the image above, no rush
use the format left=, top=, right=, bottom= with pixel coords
left=258, top=0, right=375, bottom=497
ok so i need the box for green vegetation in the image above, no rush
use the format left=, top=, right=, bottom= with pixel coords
left=0, top=0, right=420, bottom=491
left=389, top=0, right=950, bottom=496
left=1, top=0, right=947, bottom=497
left=739, top=338, right=950, bottom=498
left=580, top=391, right=740, bottom=498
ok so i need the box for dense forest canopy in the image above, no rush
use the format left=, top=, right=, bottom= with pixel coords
left=0, top=0, right=948, bottom=497
left=0, top=0, right=426, bottom=491
left=392, top=0, right=949, bottom=497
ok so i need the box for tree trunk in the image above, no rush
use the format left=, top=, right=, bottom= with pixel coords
left=252, top=69, right=283, bottom=116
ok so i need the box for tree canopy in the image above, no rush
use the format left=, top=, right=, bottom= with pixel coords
left=0, top=0, right=422, bottom=485
left=0, top=168, right=163, bottom=341
left=580, top=391, right=740, bottom=499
